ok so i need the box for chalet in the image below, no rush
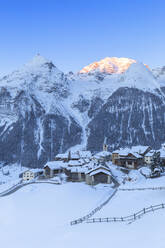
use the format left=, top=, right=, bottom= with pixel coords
left=144, top=150, right=155, bottom=165
left=112, top=146, right=151, bottom=165
left=44, top=161, right=66, bottom=178
left=22, top=169, right=43, bottom=181
left=85, top=165, right=112, bottom=185
left=112, top=148, right=131, bottom=164
left=112, top=148, right=143, bottom=169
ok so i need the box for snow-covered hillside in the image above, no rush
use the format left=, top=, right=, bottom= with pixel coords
left=0, top=55, right=165, bottom=167
left=152, top=66, right=165, bottom=87
left=0, top=182, right=165, bottom=248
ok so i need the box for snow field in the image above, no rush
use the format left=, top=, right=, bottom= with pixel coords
left=0, top=181, right=165, bottom=248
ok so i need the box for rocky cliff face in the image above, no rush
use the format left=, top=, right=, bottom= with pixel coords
left=0, top=55, right=165, bottom=167
left=87, top=87, right=165, bottom=152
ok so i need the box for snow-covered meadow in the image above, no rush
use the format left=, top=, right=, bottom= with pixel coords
left=0, top=180, right=165, bottom=248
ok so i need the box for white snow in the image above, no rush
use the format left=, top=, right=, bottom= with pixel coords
left=44, top=160, right=67, bottom=169
left=80, top=57, right=136, bottom=74
left=0, top=164, right=26, bottom=193
left=0, top=181, right=165, bottom=248
left=89, top=168, right=111, bottom=176
left=94, top=151, right=111, bottom=158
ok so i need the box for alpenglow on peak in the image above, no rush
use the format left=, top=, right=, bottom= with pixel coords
left=79, top=57, right=137, bottom=74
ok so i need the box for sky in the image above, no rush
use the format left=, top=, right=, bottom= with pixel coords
left=0, top=0, right=165, bottom=75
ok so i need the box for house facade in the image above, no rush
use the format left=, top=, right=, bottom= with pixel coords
left=66, top=167, right=86, bottom=182
left=85, top=165, right=112, bottom=185
left=44, top=161, right=65, bottom=178
left=112, top=149, right=143, bottom=169
left=22, top=169, right=43, bottom=181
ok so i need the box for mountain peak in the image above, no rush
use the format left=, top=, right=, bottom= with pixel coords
left=123, top=62, right=159, bottom=90
left=80, top=57, right=137, bottom=74
left=26, top=54, right=50, bottom=67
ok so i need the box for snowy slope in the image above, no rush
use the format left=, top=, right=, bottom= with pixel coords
left=152, top=66, right=165, bottom=87
left=0, top=182, right=165, bottom=248
left=123, top=62, right=160, bottom=91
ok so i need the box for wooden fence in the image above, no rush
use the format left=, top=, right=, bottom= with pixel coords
left=70, top=189, right=118, bottom=225
left=119, top=187, right=165, bottom=191
left=0, top=179, right=60, bottom=197
left=86, top=203, right=165, bottom=224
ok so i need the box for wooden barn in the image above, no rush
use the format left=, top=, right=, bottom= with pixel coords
left=85, top=165, right=112, bottom=185
left=114, top=153, right=143, bottom=169
left=65, top=167, right=86, bottom=182
left=44, top=161, right=66, bottom=178
left=112, top=148, right=143, bottom=169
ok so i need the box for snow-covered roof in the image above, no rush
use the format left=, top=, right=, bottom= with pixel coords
left=89, top=168, right=111, bottom=177
left=23, top=168, right=43, bottom=174
left=55, top=153, right=68, bottom=159
left=145, top=150, right=155, bottom=157
left=112, top=148, right=130, bottom=155
left=94, top=151, right=111, bottom=158
left=70, top=166, right=87, bottom=173
left=113, top=146, right=150, bottom=156
left=83, top=158, right=90, bottom=164
left=68, top=160, right=82, bottom=167
left=131, top=146, right=150, bottom=154
left=112, top=148, right=142, bottom=158
left=84, top=161, right=97, bottom=170
left=78, top=151, right=92, bottom=158
left=158, top=149, right=165, bottom=158
left=86, top=165, right=110, bottom=175
left=44, top=161, right=66, bottom=170
left=70, top=153, right=80, bottom=159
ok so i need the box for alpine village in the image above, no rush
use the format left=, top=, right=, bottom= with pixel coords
left=19, top=142, right=165, bottom=185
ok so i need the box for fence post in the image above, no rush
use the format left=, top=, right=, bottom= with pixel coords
left=134, top=214, right=136, bottom=220
left=143, top=208, right=145, bottom=214
left=162, top=203, right=164, bottom=208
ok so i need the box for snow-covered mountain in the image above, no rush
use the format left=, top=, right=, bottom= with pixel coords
left=0, top=55, right=165, bottom=167
left=80, top=57, right=137, bottom=74
left=152, top=66, right=165, bottom=86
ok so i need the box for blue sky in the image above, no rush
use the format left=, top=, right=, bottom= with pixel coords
left=0, top=0, right=165, bottom=74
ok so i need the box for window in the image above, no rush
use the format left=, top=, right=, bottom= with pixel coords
left=127, top=161, right=133, bottom=165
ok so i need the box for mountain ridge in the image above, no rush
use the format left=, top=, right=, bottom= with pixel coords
left=0, top=55, right=165, bottom=167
